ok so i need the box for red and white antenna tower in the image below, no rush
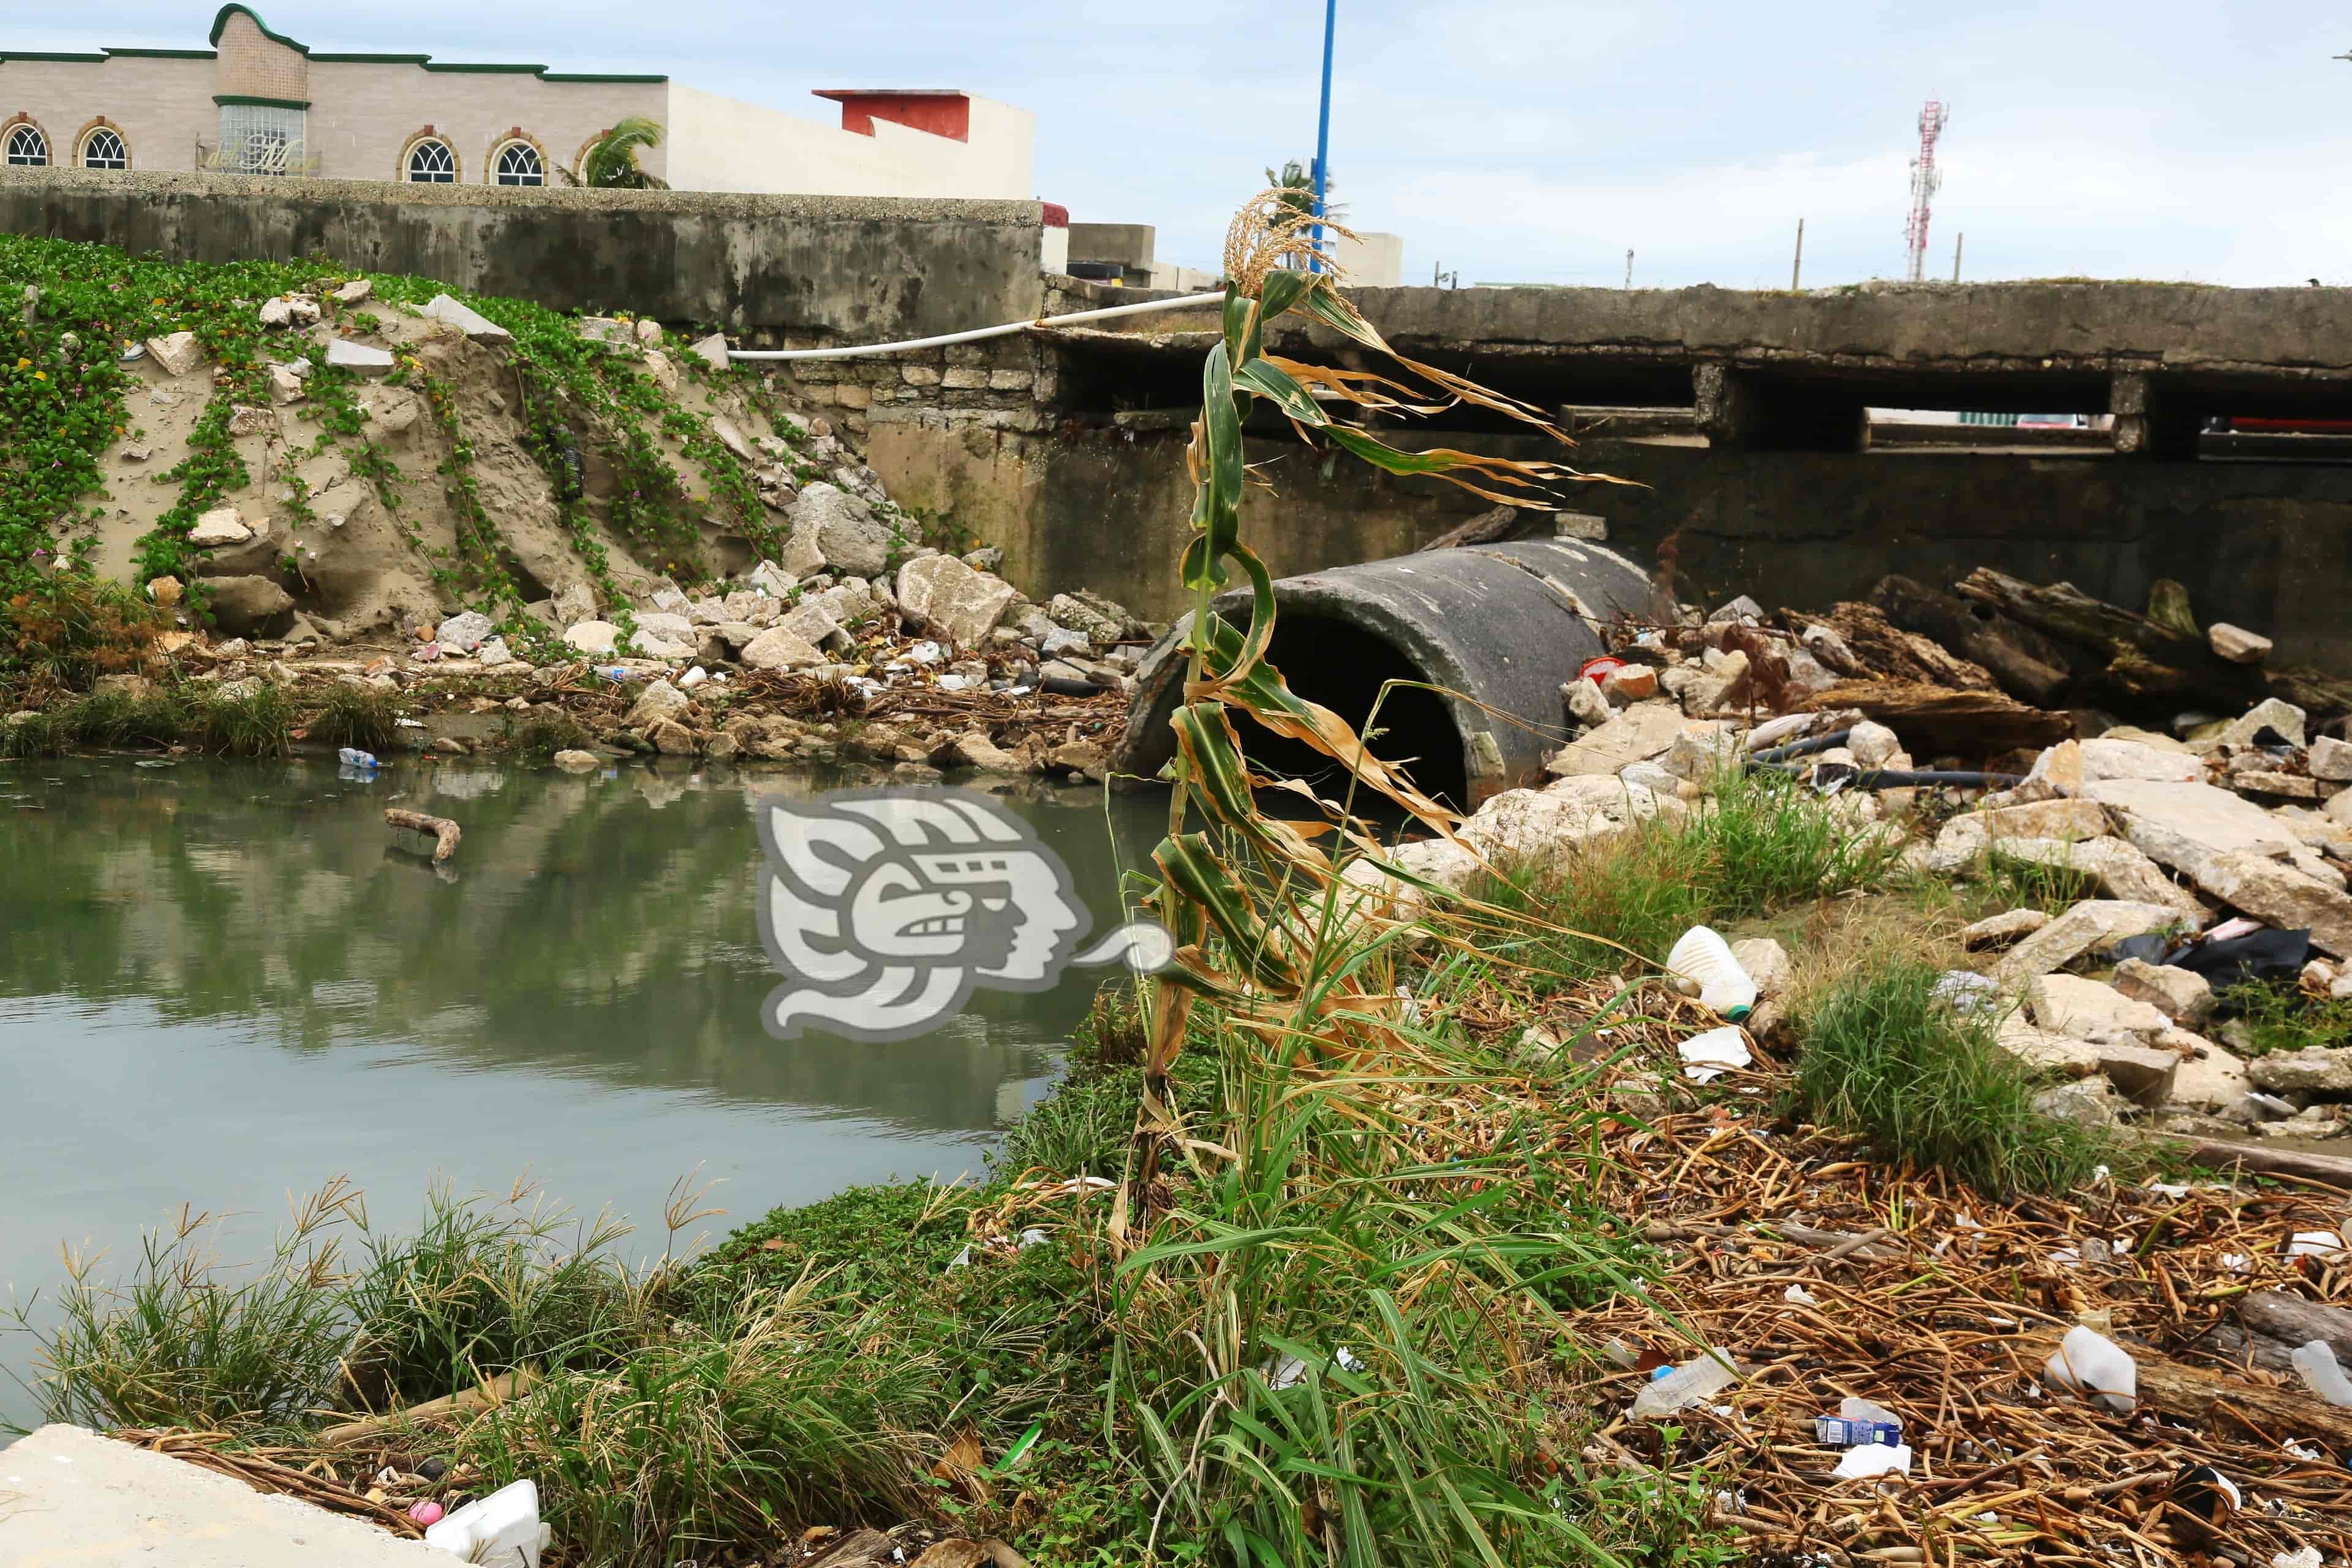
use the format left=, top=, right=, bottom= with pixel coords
left=1903, top=97, right=1950, bottom=283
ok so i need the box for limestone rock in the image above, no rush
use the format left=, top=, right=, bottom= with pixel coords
left=1460, top=775, right=1676, bottom=868
left=2035, top=1078, right=2125, bottom=1128
left=2218, top=697, right=2307, bottom=750
left=326, top=339, right=396, bottom=374
left=2312, top=737, right=2352, bottom=783
left=937, top=731, right=1023, bottom=772
left=778, top=599, right=842, bottom=647
left=1545, top=701, right=1687, bottom=778
left=435, top=610, right=495, bottom=651
left=1995, top=1011, right=2104, bottom=1077
left=268, top=364, right=307, bottom=404
left=2032, top=973, right=2170, bottom=1042
left=2190, top=851, right=2352, bottom=959
left=2207, top=622, right=2273, bottom=665
left=2165, top=1032, right=2251, bottom=1109
left=1928, top=798, right=2110, bottom=872
left=647, top=718, right=699, bottom=756
left=564, top=621, right=620, bottom=657
left=332, top=279, right=373, bottom=305
left=1659, top=722, right=1740, bottom=782
left=1962, top=908, right=2050, bottom=949
left=897, top=555, right=1017, bottom=649
left=739, top=626, right=826, bottom=672
left=786, top=483, right=894, bottom=579
left=1730, top=937, right=1792, bottom=997
left=641, top=350, right=677, bottom=395
left=1848, top=720, right=1901, bottom=769
left=689, top=332, right=731, bottom=372
left=2248, top=1047, right=2352, bottom=1096
left=709, top=416, right=756, bottom=462
left=1562, top=677, right=1611, bottom=729
left=1995, top=899, right=2180, bottom=983
left=552, top=748, right=600, bottom=772
left=145, top=331, right=204, bottom=377
left=1600, top=665, right=1657, bottom=705
left=625, top=680, right=690, bottom=729
left=1984, top=835, right=2203, bottom=921
left=2110, top=958, right=2215, bottom=1027
left=578, top=317, right=634, bottom=349
left=226, top=404, right=273, bottom=437
left=1681, top=649, right=1751, bottom=714
left=257, top=296, right=294, bottom=328
left=631, top=611, right=696, bottom=650
left=187, top=507, right=252, bottom=548
left=203, top=575, right=295, bottom=636
left=2088, top=777, right=2303, bottom=878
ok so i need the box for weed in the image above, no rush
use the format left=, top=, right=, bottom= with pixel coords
left=2218, top=978, right=2352, bottom=1058
left=0, top=576, right=169, bottom=692
left=304, top=685, right=401, bottom=753
left=1982, top=844, right=2100, bottom=915
left=512, top=709, right=592, bottom=763
left=1792, top=958, right=2130, bottom=1198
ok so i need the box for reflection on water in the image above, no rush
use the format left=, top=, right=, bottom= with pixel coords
left=0, top=755, right=1164, bottom=1431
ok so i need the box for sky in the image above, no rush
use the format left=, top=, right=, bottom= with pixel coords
left=17, top=2, right=2352, bottom=290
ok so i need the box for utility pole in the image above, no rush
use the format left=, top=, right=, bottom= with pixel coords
left=1951, top=233, right=1964, bottom=282
left=1624, top=249, right=1634, bottom=290
left=1310, top=0, right=1336, bottom=274
left=1792, top=219, right=1805, bottom=290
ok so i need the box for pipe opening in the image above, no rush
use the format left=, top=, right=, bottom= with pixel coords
left=1243, top=612, right=1468, bottom=809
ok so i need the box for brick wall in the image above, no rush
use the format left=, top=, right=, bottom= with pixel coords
left=214, top=10, right=307, bottom=104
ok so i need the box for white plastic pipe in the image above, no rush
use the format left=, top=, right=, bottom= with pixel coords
left=726, top=290, right=1226, bottom=362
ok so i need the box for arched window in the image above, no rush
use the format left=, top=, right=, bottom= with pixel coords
left=4, top=126, right=47, bottom=167
left=405, top=138, right=455, bottom=183
left=491, top=139, right=543, bottom=186
left=80, top=127, right=128, bottom=170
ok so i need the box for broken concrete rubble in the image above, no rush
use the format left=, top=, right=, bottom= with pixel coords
left=1994, top=900, right=2180, bottom=984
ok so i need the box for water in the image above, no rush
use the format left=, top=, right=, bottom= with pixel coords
left=0, top=755, right=1166, bottom=1433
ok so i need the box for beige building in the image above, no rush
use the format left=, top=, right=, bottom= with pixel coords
left=0, top=4, right=1033, bottom=198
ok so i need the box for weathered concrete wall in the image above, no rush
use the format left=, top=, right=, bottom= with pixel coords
left=870, top=419, right=2352, bottom=671
left=0, top=167, right=1045, bottom=338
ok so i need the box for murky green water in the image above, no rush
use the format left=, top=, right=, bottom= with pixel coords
left=0, top=755, right=1164, bottom=1432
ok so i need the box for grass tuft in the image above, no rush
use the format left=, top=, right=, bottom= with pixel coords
left=306, top=685, right=402, bottom=754
left=1792, top=958, right=2129, bottom=1198
left=2217, top=978, right=2352, bottom=1058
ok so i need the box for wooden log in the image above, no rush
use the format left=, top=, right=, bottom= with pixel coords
left=1870, top=575, right=2073, bottom=706
left=2146, top=579, right=2199, bottom=639
left=384, top=808, right=461, bottom=863
left=2174, top=1134, right=2352, bottom=1191
left=1796, top=680, right=2073, bottom=755
left=318, top=1368, right=535, bottom=1447
left=1817, top=602, right=2000, bottom=692
left=1953, top=568, right=2266, bottom=710
left=1420, top=505, right=1522, bottom=552
left=2240, top=1289, right=2352, bottom=1364
left=2016, top=1326, right=2352, bottom=1447
left=2271, top=665, right=2352, bottom=723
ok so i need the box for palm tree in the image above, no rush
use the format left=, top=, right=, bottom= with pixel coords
left=562, top=118, right=669, bottom=189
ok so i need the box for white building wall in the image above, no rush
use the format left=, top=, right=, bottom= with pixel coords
left=664, top=84, right=1032, bottom=200
left=1336, top=231, right=1404, bottom=288
left=0, top=56, right=216, bottom=173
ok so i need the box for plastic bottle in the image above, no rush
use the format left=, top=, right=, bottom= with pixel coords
left=1630, top=1348, right=1739, bottom=1419
left=2043, top=1324, right=2137, bottom=1414
left=1666, top=926, right=1757, bottom=1020
left=337, top=748, right=378, bottom=770
left=2290, top=1340, right=2352, bottom=1407
left=423, top=1478, right=552, bottom=1566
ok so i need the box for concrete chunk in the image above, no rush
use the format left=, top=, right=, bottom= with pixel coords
left=1962, top=908, right=2050, bottom=949
left=420, top=293, right=513, bottom=344
left=2248, top=1047, right=2352, bottom=1096
left=1929, top=798, right=2110, bottom=872
left=897, top=554, right=1018, bottom=649
left=187, top=505, right=252, bottom=547
left=2218, top=696, right=2307, bottom=750
left=1995, top=899, right=2180, bottom=983
left=1544, top=701, right=1686, bottom=777
left=144, top=330, right=204, bottom=377
left=325, top=338, right=396, bottom=374
left=2207, top=622, right=2273, bottom=665
left=739, top=625, right=827, bottom=671
left=2110, top=958, right=2215, bottom=1027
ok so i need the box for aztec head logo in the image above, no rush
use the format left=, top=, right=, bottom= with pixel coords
left=754, top=790, right=1170, bottom=1041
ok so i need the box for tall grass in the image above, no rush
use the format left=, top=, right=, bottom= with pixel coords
left=306, top=685, right=402, bottom=754
left=1792, top=959, right=2127, bottom=1198
left=0, top=685, right=292, bottom=759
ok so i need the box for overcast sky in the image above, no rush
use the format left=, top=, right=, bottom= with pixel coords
left=22, top=2, right=2352, bottom=288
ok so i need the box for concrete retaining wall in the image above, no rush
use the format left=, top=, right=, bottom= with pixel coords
left=0, top=167, right=1046, bottom=339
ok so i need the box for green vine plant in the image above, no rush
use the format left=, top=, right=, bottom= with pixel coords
left=1113, top=192, right=1638, bottom=1564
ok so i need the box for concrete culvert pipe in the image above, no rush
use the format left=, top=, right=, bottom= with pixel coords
left=1115, top=539, right=1670, bottom=809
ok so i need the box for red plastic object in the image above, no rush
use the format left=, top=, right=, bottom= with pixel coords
left=1578, top=656, right=1626, bottom=686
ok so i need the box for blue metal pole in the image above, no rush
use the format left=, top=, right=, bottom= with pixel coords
left=1310, top=0, right=1335, bottom=274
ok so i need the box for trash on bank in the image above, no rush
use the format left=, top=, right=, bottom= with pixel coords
left=1831, top=1441, right=1912, bottom=1480
left=2291, top=1339, right=2352, bottom=1406
left=2044, top=1325, right=2138, bottom=1414
left=423, top=1478, right=551, bottom=1565
left=1666, top=926, right=1757, bottom=1020
left=1678, top=1027, right=1753, bottom=1082
left=1630, top=1348, right=1740, bottom=1418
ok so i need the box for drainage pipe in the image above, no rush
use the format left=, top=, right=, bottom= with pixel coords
left=1114, top=539, right=1669, bottom=808
left=725, top=290, right=1226, bottom=363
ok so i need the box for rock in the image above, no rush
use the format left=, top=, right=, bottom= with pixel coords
left=564, top=620, right=620, bottom=657
left=552, top=748, right=599, bottom=772
left=1458, top=775, right=1676, bottom=867
left=1659, top=722, right=1740, bottom=782
left=1730, top=937, right=1792, bottom=997
left=1047, top=592, right=1128, bottom=644
left=435, top=610, right=495, bottom=651
left=630, top=611, right=696, bottom=648
left=1995, top=1012, right=2106, bottom=1077
left=578, top=316, right=635, bottom=349
left=647, top=718, right=699, bottom=756
left=2207, top=623, right=2273, bottom=665
left=2111, top=959, right=2215, bottom=1027
left=203, top=575, right=295, bottom=636
left=1983, top=836, right=2204, bottom=922
left=2088, top=777, right=2305, bottom=880
left=2164, top=1038, right=2250, bottom=1110
left=2310, top=737, right=2352, bottom=783
left=641, top=350, right=677, bottom=395
left=1600, top=665, right=1657, bottom=705
left=747, top=560, right=798, bottom=600
left=1928, top=798, right=2111, bottom=872
left=187, top=506, right=253, bottom=548
left=144, top=331, right=204, bottom=377
left=1041, top=626, right=1093, bottom=659
left=962, top=546, right=1005, bottom=571
left=226, top=404, right=273, bottom=437
left=709, top=417, right=756, bottom=462
left=257, top=296, right=293, bottom=328
left=2190, top=852, right=2352, bottom=959
left=1046, top=739, right=1107, bottom=775
left=2029, top=736, right=2208, bottom=794
left=897, top=555, right=1017, bottom=648
left=705, top=732, right=740, bottom=762
left=2218, top=697, right=2307, bottom=750
left=689, top=331, right=731, bottom=372
left=1680, top=649, right=1751, bottom=714
left=2230, top=770, right=2326, bottom=801
left=1561, top=676, right=1612, bottom=729
left=268, top=364, right=307, bottom=404
left=474, top=636, right=512, bottom=667
left=1963, top=908, right=2051, bottom=949
left=2248, top=1047, right=2352, bottom=1096
left=1708, top=594, right=1763, bottom=624
left=333, top=278, right=373, bottom=305
left=326, top=339, right=396, bottom=374
left=1994, top=899, right=2181, bottom=983
left=626, top=680, right=691, bottom=728
left=2035, top=1078, right=2125, bottom=1129
left=778, top=599, right=842, bottom=647
left=2032, top=973, right=2171, bottom=1042
left=739, top=626, right=827, bottom=672
left=785, top=483, right=894, bottom=578
left=1848, top=720, right=1901, bottom=769
left=633, top=318, right=663, bottom=345
left=1545, top=701, right=1687, bottom=778
left=938, top=731, right=1023, bottom=772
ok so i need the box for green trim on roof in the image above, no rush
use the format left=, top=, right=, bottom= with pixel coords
left=542, top=72, right=669, bottom=83
left=2, top=51, right=109, bottom=62
left=214, top=93, right=310, bottom=109
left=420, top=61, right=549, bottom=74
left=105, top=47, right=219, bottom=59
left=309, top=52, right=431, bottom=64
left=208, top=3, right=309, bottom=54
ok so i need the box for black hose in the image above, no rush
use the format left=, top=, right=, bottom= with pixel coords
left=1749, top=728, right=1853, bottom=764
left=1747, top=761, right=2024, bottom=790
left=1039, top=676, right=1109, bottom=698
